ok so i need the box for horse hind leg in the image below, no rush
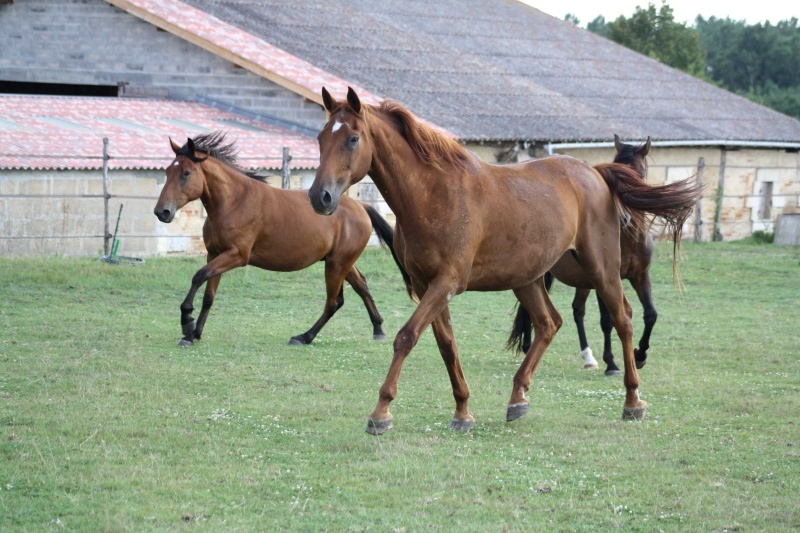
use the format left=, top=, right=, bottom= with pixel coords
left=507, top=279, right=562, bottom=422
left=596, top=294, right=621, bottom=376
left=431, top=308, right=473, bottom=430
left=592, top=276, right=646, bottom=420
left=345, top=265, right=386, bottom=340
left=288, top=278, right=344, bottom=346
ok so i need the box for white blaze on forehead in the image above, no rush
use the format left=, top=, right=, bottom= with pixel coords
left=172, top=161, right=180, bottom=166
left=331, top=121, right=346, bottom=133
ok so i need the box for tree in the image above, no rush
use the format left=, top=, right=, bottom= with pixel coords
left=601, top=1, right=707, bottom=77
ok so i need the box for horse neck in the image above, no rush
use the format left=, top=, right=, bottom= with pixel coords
left=366, top=115, right=447, bottom=224
left=199, top=159, right=256, bottom=217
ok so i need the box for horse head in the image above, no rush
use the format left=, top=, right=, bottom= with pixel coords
left=154, top=137, right=208, bottom=223
left=309, top=87, right=373, bottom=215
left=613, top=134, right=651, bottom=180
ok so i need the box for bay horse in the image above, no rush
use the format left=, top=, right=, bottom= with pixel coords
left=309, top=88, right=702, bottom=434
left=511, top=135, right=660, bottom=376
left=154, top=132, right=395, bottom=347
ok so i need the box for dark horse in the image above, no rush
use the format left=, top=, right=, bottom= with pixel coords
left=512, top=135, right=661, bottom=376
left=154, top=132, right=394, bottom=347
left=309, top=88, right=702, bottom=434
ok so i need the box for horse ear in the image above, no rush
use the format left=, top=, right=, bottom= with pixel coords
left=186, top=138, right=196, bottom=156
left=640, top=136, right=652, bottom=156
left=321, top=87, right=334, bottom=113
left=170, top=137, right=182, bottom=155
left=613, top=134, right=623, bottom=154
left=346, top=86, right=362, bottom=115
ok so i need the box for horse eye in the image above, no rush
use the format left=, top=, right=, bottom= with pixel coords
left=348, top=135, right=359, bottom=147
left=183, top=170, right=191, bottom=177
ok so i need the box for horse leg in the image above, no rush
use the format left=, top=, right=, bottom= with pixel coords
left=178, top=251, right=243, bottom=346
left=344, top=265, right=386, bottom=340
left=367, top=277, right=459, bottom=435
left=572, top=288, right=598, bottom=370
left=188, top=274, right=221, bottom=344
left=630, top=273, right=657, bottom=369
left=596, top=294, right=621, bottom=376
left=288, top=261, right=345, bottom=345
left=517, top=271, right=554, bottom=354
left=591, top=278, right=646, bottom=420
left=507, top=279, right=562, bottom=422
left=431, top=308, right=473, bottom=430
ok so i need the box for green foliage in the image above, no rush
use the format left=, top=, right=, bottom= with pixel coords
left=1, top=243, right=799, bottom=530
left=605, top=1, right=707, bottom=77
left=585, top=3, right=800, bottom=118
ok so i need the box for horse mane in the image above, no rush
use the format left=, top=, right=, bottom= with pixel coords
left=183, top=132, right=265, bottom=182
left=368, top=100, right=473, bottom=172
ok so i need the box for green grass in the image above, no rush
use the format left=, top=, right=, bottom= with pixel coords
left=1, top=242, right=799, bottom=531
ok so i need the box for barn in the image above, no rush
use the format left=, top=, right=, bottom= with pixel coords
left=2, top=0, right=799, bottom=256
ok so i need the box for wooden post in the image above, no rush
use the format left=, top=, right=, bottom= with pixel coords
left=694, top=157, right=704, bottom=242
left=712, top=148, right=726, bottom=242
left=281, top=147, right=292, bottom=189
left=102, top=137, right=111, bottom=256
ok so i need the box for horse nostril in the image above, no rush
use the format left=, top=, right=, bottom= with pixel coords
left=320, top=189, right=332, bottom=208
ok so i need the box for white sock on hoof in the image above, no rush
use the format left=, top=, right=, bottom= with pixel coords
left=580, top=347, right=598, bottom=367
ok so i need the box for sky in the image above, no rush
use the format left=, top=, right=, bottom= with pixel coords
left=523, top=0, right=797, bottom=26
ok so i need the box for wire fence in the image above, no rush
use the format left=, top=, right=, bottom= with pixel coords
left=1, top=140, right=798, bottom=255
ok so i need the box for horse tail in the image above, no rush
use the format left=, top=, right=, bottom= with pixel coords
left=594, top=162, right=704, bottom=284
left=506, top=303, right=531, bottom=353
left=362, top=204, right=417, bottom=302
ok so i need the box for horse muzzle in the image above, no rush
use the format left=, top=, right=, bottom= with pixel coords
left=308, top=182, right=341, bottom=215
left=154, top=205, right=176, bottom=223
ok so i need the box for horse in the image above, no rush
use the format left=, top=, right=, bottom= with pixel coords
left=511, top=135, right=661, bottom=376
left=309, top=87, right=702, bottom=434
left=153, top=132, right=395, bottom=347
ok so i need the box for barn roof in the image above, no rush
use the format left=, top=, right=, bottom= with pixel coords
left=0, top=95, right=320, bottom=171
left=125, top=0, right=800, bottom=144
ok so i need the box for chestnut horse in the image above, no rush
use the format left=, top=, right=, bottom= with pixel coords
left=154, top=132, right=394, bottom=347
left=511, top=135, right=661, bottom=376
left=309, top=88, right=702, bottom=434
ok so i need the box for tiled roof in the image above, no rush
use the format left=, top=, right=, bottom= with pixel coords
left=172, top=0, right=800, bottom=143
left=0, top=95, right=320, bottom=171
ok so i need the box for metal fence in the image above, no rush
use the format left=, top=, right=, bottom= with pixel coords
left=2, top=141, right=798, bottom=255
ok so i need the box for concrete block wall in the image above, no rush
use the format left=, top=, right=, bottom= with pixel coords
left=0, top=0, right=327, bottom=131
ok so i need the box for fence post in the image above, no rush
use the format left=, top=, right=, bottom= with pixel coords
left=712, top=148, right=726, bottom=242
left=694, top=157, right=704, bottom=242
left=281, top=147, right=292, bottom=189
left=102, top=137, right=111, bottom=255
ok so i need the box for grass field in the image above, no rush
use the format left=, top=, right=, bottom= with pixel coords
left=1, top=240, right=798, bottom=531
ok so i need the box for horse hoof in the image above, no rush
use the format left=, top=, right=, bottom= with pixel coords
left=287, top=336, right=308, bottom=346
left=177, top=338, right=194, bottom=347
left=366, top=417, right=393, bottom=435
left=583, top=363, right=598, bottom=370
left=506, top=402, right=529, bottom=422
left=622, top=404, right=647, bottom=421
left=605, top=369, right=622, bottom=376
left=635, top=361, right=646, bottom=370
left=372, top=333, right=387, bottom=341
left=449, top=418, right=475, bottom=431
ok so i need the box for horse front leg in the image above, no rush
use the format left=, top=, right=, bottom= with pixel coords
left=630, top=273, right=657, bottom=369
left=596, top=294, right=621, bottom=376
left=572, top=288, right=598, bottom=369
left=367, top=277, right=458, bottom=435
left=178, top=250, right=243, bottom=347
left=508, top=279, right=562, bottom=422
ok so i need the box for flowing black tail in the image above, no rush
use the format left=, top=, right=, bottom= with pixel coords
left=363, top=204, right=416, bottom=301
left=594, top=162, right=704, bottom=284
